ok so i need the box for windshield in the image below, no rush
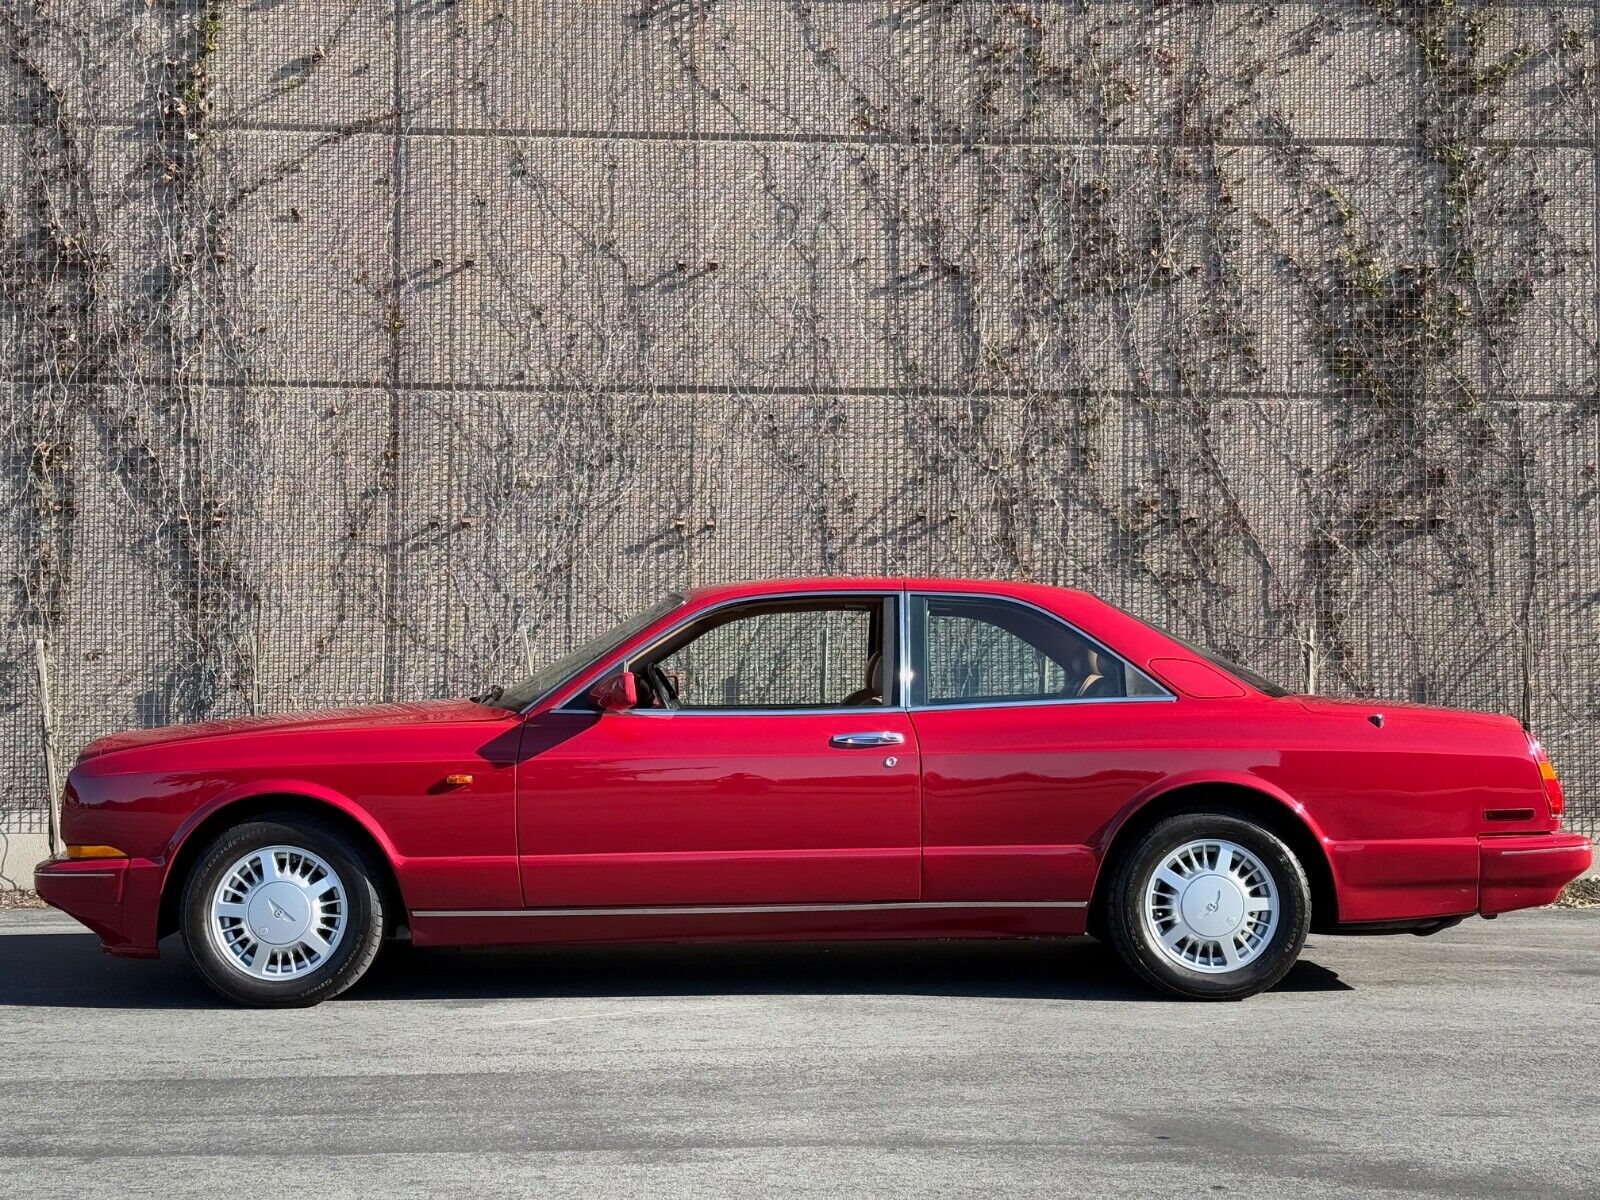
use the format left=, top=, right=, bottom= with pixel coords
left=487, top=593, right=686, bottom=711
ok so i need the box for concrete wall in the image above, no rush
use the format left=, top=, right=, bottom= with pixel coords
left=2, top=2, right=1597, bottom=884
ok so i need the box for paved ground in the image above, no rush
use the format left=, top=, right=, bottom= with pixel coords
left=0, top=909, right=1595, bottom=1199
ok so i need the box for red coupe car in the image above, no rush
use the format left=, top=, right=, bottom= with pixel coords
left=37, top=578, right=1590, bottom=1006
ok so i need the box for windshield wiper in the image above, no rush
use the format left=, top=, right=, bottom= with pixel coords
left=471, top=684, right=506, bottom=706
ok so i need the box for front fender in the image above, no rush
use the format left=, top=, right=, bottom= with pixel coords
left=153, top=779, right=412, bottom=942
left=163, top=777, right=402, bottom=871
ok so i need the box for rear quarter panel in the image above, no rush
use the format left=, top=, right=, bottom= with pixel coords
left=1252, top=699, right=1548, bottom=920
left=918, top=691, right=1548, bottom=924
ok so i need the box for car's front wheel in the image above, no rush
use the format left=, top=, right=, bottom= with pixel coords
left=180, top=816, right=387, bottom=1007
left=1106, top=812, right=1311, bottom=1000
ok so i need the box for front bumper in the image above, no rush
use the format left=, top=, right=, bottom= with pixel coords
left=1480, top=832, right=1593, bottom=916
left=34, top=856, right=165, bottom=958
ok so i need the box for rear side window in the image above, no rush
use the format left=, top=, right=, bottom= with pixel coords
left=1148, top=625, right=1291, bottom=697
left=910, top=595, right=1167, bottom=707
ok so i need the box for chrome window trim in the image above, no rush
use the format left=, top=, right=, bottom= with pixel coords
left=898, top=589, right=913, bottom=707
left=908, top=589, right=1176, bottom=710
left=602, top=704, right=910, bottom=718
left=550, top=587, right=903, bottom=715
left=910, top=693, right=1178, bottom=713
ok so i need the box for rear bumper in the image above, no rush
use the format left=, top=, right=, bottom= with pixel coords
left=34, top=856, right=165, bottom=958
left=1479, top=832, right=1592, bottom=916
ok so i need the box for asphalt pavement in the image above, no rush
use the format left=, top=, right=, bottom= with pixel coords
left=0, top=907, right=1595, bottom=1198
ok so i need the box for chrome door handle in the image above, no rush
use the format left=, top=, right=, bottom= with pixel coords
left=829, top=731, right=906, bottom=749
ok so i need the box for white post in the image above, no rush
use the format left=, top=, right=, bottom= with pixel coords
left=1299, top=622, right=1319, bottom=696
left=34, top=638, right=63, bottom=858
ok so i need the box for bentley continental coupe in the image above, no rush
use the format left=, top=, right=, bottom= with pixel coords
left=37, top=578, right=1591, bottom=1005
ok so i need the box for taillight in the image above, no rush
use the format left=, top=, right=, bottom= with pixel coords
left=1530, top=739, right=1565, bottom=820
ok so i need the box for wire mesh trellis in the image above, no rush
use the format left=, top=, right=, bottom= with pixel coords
left=1, top=1, right=1596, bottom=840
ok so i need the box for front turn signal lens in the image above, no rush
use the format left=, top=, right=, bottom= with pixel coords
left=66, top=844, right=128, bottom=860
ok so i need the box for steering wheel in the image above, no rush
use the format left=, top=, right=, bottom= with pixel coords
left=643, top=663, right=679, bottom=710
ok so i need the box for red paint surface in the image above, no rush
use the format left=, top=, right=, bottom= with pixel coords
left=513, top=710, right=921, bottom=905
left=1479, top=832, right=1593, bottom=915
left=34, top=577, right=1592, bottom=959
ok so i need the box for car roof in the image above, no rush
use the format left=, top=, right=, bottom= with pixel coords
left=685, top=577, right=1097, bottom=605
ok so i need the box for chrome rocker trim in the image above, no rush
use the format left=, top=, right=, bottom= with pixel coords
left=415, top=900, right=1089, bottom=918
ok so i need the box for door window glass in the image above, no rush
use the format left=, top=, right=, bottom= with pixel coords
left=644, top=600, right=889, bottom=709
left=911, top=595, right=1165, bottom=706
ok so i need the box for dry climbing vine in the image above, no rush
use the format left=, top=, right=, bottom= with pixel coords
left=1, top=1, right=1597, bottom=849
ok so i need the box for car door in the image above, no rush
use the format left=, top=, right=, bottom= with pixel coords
left=907, top=591, right=1176, bottom=903
left=513, top=593, right=920, bottom=907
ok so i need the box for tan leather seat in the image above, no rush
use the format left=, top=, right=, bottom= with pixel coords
left=842, top=651, right=884, bottom=706
left=1075, top=649, right=1118, bottom=698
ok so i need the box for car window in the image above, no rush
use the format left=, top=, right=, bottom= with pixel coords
left=911, top=595, right=1166, bottom=707
left=646, top=600, right=889, bottom=710
left=1146, top=624, right=1292, bottom=697
left=495, top=593, right=685, bottom=710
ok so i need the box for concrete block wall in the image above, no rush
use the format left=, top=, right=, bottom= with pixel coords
left=1, top=2, right=1596, bottom=885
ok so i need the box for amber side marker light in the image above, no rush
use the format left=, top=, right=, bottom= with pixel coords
left=65, top=844, right=128, bottom=860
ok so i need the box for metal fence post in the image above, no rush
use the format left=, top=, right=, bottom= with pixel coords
left=34, top=638, right=63, bottom=859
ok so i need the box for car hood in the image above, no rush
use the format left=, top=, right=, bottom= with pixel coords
left=77, top=699, right=510, bottom=761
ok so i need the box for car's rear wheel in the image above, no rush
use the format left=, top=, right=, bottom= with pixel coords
left=1106, top=812, right=1310, bottom=1000
left=180, top=817, right=386, bottom=1007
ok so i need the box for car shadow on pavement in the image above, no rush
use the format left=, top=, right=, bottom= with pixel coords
left=0, top=926, right=1350, bottom=1008
left=0, top=932, right=219, bottom=1009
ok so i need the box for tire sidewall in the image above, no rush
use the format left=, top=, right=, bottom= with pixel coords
left=1110, top=812, right=1311, bottom=1001
left=180, top=818, right=384, bottom=1007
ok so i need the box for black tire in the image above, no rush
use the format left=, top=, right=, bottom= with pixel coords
left=1106, top=812, right=1311, bottom=1001
left=180, top=816, right=387, bottom=1007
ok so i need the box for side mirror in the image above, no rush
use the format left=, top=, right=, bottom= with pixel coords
left=588, top=672, right=638, bottom=713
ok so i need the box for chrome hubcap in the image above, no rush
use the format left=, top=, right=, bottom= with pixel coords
left=1143, top=838, right=1279, bottom=974
left=209, top=846, right=346, bottom=980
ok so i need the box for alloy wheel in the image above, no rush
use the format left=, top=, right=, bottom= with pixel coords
left=1141, top=837, right=1280, bottom=974
left=207, top=845, right=348, bottom=980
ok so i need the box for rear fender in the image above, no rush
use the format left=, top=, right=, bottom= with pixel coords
left=1090, top=770, right=1339, bottom=925
left=1094, top=769, right=1331, bottom=860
